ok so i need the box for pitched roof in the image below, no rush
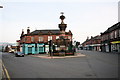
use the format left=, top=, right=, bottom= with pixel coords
left=82, top=35, right=101, bottom=45
left=101, top=22, right=120, bottom=35
left=30, top=29, right=60, bottom=35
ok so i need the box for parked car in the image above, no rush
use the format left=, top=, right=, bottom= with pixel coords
left=9, top=50, right=15, bottom=53
left=15, top=52, right=24, bottom=57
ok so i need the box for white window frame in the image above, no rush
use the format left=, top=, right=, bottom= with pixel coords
left=39, top=37, right=44, bottom=42
left=48, top=36, right=52, bottom=41
left=56, top=36, right=59, bottom=39
left=31, top=37, right=34, bottom=42
left=115, top=31, right=117, bottom=38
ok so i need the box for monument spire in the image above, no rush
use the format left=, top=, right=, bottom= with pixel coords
left=60, top=12, right=65, bottom=24
left=58, top=12, right=67, bottom=35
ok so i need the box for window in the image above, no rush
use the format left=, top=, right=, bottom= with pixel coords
left=31, top=37, right=34, bottom=42
left=56, top=36, right=59, bottom=39
left=119, top=29, right=120, bottom=37
left=23, top=37, right=26, bottom=42
left=115, top=31, right=117, bottom=38
left=39, top=37, right=44, bottom=42
left=110, top=32, right=113, bottom=39
left=48, top=36, right=52, bottom=41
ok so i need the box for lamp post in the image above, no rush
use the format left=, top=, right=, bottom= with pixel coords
left=49, top=40, right=53, bottom=58
left=74, top=40, right=77, bottom=55
left=72, top=38, right=76, bottom=55
left=48, top=33, right=53, bottom=58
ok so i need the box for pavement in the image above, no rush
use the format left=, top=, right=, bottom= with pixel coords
left=30, top=53, right=86, bottom=59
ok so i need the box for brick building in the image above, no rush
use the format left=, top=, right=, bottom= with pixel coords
left=101, top=22, right=120, bottom=52
left=81, top=35, right=101, bottom=51
left=17, top=13, right=73, bottom=55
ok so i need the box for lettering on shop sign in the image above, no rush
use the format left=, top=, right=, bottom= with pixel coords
left=39, top=45, right=44, bottom=47
left=28, top=45, right=34, bottom=47
left=60, top=45, right=65, bottom=47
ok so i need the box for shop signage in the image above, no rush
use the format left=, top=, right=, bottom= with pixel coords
left=60, top=45, right=65, bottom=47
left=28, top=45, right=33, bottom=47
left=111, top=41, right=120, bottom=44
left=45, top=45, right=49, bottom=47
left=39, top=45, right=44, bottom=47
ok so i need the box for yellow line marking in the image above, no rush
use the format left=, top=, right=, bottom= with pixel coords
left=2, top=63, right=11, bottom=80
left=2, top=70, right=5, bottom=79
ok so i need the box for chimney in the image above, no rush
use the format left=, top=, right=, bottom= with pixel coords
left=20, top=29, right=24, bottom=39
left=86, top=36, right=89, bottom=40
left=21, top=29, right=24, bottom=35
left=27, top=27, right=30, bottom=34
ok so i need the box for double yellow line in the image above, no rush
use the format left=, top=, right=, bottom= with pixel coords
left=2, top=63, right=11, bottom=80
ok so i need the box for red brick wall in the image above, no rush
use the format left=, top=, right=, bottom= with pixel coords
left=20, top=34, right=72, bottom=44
left=82, top=37, right=101, bottom=47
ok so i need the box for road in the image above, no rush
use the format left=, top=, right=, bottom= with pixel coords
left=2, top=50, right=118, bottom=78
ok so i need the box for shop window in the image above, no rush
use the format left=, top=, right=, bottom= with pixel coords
left=28, top=47, right=32, bottom=53
left=39, top=47, right=44, bottom=52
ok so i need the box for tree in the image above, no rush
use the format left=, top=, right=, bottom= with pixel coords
left=4, top=45, right=10, bottom=52
left=76, top=42, right=80, bottom=48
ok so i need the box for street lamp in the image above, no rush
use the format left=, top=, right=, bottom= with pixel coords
left=49, top=40, right=53, bottom=58
left=48, top=33, right=53, bottom=57
left=74, top=40, right=76, bottom=53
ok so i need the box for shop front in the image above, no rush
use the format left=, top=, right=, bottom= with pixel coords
left=111, top=41, right=120, bottom=52
left=22, top=43, right=45, bottom=54
left=38, top=43, right=45, bottom=53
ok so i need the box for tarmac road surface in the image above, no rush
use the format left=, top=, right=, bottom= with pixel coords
left=2, top=50, right=118, bottom=78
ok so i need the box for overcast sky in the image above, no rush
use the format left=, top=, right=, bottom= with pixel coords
left=0, top=0, right=119, bottom=43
